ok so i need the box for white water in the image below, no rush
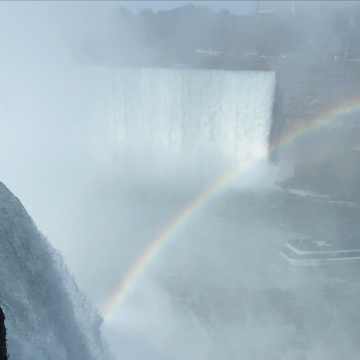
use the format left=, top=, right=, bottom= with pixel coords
left=90, top=68, right=275, bottom=184
left=0, top=182, right=113, bottom=360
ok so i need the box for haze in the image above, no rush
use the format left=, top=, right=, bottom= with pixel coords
left=1, top=1, right=360, bottom=359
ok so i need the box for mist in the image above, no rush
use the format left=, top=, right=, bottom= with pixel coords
left=1, top=1, right=360, bottom=360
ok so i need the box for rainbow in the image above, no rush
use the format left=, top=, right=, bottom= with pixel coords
left=100, top=96, right=359, bottom=321
left=270, top=96, right=358, bottom=152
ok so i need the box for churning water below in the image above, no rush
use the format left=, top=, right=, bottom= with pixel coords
left=101, top=184, right=360, bottom=360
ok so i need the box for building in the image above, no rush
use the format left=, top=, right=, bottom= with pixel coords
left=254, top=1, right=296, bottom=14
left=195, top=49, right=223, bottom=57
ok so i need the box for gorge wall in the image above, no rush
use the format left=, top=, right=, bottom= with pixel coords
left=269, top=58, right=360, bottom=201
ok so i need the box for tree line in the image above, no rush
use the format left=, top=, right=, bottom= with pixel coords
left=78, top=3, right=360, bottom=67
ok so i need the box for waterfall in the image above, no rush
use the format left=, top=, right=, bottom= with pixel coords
left=89, top=68, right=275, bottom=182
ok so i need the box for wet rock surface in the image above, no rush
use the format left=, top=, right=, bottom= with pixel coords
left=269, top=59, right=360, bottom=201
